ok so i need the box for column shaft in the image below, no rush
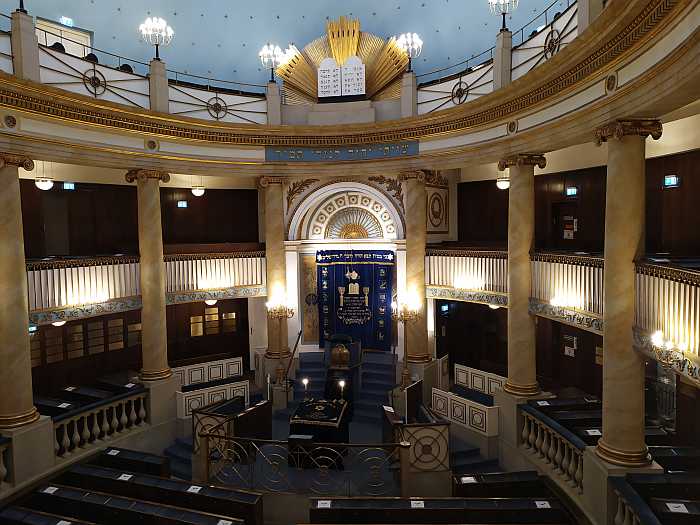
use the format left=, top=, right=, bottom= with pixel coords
left=501, top=155, right=545, bottom=397
left=493, top=30, right=512, bottom=90
left=132, top=172, right=171, bottom=380
left=262, top=178, right=288, bottom=358
left=403, top=173, right=430, bottom=362
left=0, top=158, right=39, bottom=428
left=596, top=125, right=656, bottom=466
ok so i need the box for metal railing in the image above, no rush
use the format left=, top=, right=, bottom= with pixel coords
left=520, top=404, right=586, bottom=494
left=54, top=388, right=148, bottom=459
left=416, top=47, right=494, bottom=86
left=512, top=0, right=576, bottom=47
left=199, top=428, right=406, bottom=496
left=167, top=69, right=267, bottom=96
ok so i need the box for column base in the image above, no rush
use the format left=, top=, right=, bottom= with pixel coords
left=503, top=380, right=540, bottom=397
left=143, top=375, right=179, bottom=427
left=140, top=367, right=173, bottom=381
left=595, top=438, right=651, bottom=467
left=406, top=354, right=433, bottom=364
left=0, top=405, right=40, bottom=429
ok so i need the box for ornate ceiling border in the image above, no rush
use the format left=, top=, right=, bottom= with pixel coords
left=0, top=0, right=681, bottom=147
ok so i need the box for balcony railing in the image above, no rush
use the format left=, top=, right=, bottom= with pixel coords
left=531, top=252, right=604, bottom=316
left=53, top=387, right=148, bottom=459
left=164, top=251, right=266, bottom=294
left=609, top=477, right=662, bottom=525
left=520, top=404, right=586, bottom=494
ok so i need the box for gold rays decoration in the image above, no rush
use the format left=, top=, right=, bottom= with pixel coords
left=326, top=16, right=361, bottom=65
left=276, top=17, right=408, bottom=104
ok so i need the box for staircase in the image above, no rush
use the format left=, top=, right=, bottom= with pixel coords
left=354, top=352, right=397, bottom=423
left=164, top=436, right=193, bottom=481
left=450, top=433, right=500, bottom=475
left=293, top=351, right=327, bottom=400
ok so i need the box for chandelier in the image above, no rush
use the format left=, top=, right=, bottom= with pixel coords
left=396, top=32, right=423, bottom=71
left=488, top=0, right=519, bottom=31
left=259, top=43, right=284, bottom=82
left=139, top=17, right=174, bottom=60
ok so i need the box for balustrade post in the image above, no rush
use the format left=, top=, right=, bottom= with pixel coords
left=266, top=81, right=282, bottom=125
left=493, top=26, right=512, bottom=90
left=149, top=58, right=170, bottom=113
left=400, top=71, right=417, bottom=117
left=10, top=7, right=40, bottom=82
left=578, top=0, right=605, bottom=33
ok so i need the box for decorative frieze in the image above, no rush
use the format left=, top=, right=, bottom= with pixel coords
left=398, top=170, right=426, bottom=183
left=0, top=153, right=34, bottom=171
left=531, top=252, right=604, bottom=268
left=286, top=178, right=319, bottom=208
left=497, top=153, right=547, bottom=171
left=594, top=119, right=662, bottom=145
left=634, top=328, right=700, bottom=386
left=528, top=299, right=604, bottom=335
left=124, top=169, right=170, bottom=183
left=426, top=286, right=508, bottom=308
left=367, top=175, right=405, bottom=212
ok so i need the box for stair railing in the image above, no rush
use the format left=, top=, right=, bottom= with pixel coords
left=283, top=330, right=303, bottom=384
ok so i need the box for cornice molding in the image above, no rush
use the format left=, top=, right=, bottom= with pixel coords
left=594, top=119, right=663, bottom=145
left=0, top=0, right=682, bottom=148
left=636, top=262, right=700, bottom=286
left=125, top=169, right=170, bottom=183
left=27, top=256, right=140, bottom=271
left=398, top=170, right=426, bottom=183
left=498, top=153, right=547, bottom=171
left=0, top=152, right=34, bottom=171
left=531, top=252, right=604, bottom=268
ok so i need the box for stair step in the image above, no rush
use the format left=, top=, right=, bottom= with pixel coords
left=452, top=458, right=501, bottom=475
left=299, top=352, right=325, bottom=363
left=363, top=352, right=395, bottom=364
left=164, top=444, right=192, bottom=463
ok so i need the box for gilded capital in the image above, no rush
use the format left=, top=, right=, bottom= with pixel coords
left=125, top=169, right=170, bottom=183
left=498, top=153, right=547, bottom=172
left=0, top=153, right=34, bottom=171
left=257, top=176, right=287, bottom=188
left=398, top=170, right=426, bottom=183
left=594, top=119, right=663, bottom=146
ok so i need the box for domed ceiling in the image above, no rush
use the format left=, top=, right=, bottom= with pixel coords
left=1, top=0, right=559, bottom=87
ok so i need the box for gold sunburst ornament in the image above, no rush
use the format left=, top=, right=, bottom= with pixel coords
left=275, top=17, right=409, bottom=104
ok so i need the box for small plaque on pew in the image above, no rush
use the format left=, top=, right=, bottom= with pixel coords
left=43, top=486, right=59, bottom=494
left=58, top=403, right=72, bottom=409
left=187, top=485, right=203, bottom=494
left=383, top=405, right=395, bottom=413
left=106, top=449, right=120, bottom=456
left=124, top=383, right=136, bottom=388
left=585, top=429, right=602, bottom=436
left=65, top=386, right=76, bottom=392
left=667, top=502, right=689, bottom=513
left=535, top=501, right=552, bottom=509
left=57, top=521, right=73, bottom=525
left=461, top=476, right=477, bottom=484
left=411, top=500, right=425, bottom=508
left=216, top=521, right=234, bottom=525
left=317, top=500, right=332, bottom=508
left=536, top=401, right=550, bottom=406
left=117, top=473, right=133, bottom=481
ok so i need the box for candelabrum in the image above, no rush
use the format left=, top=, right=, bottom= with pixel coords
left=139, top=17, right=174, bottom=60
left=650, top=331, right=687, bottom=370
left=488, top=0, right=519, bottom=31
left=266, top=304, right=295, bottom=320
left=392, top=301, right=421, bottom=389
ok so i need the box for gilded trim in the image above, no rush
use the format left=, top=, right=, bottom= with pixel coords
left=531, top=252, right=604, bottom=268
left=125, top=169, right=170, bottom=183
left=498, top=153, right=547, bottom=171
left=594, top=119, right=663, bottom=145
left=26, top=255, right=140, bottom=270
left=635, top=262, right=700, bottom=286
left=426, top=248, right=507, bottom=259
left=163, top=251, right=266, bottom=262
left=529, top=299, right=604, bottom=335
left=0, top=0, right=679, bottom=147
left=0, top=152, right=34, bottom=171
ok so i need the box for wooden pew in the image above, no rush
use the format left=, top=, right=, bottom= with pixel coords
left=34, top=397, right=80, bottom=418
left=627, top=472, right=700, bottom=501
left=649, top=498, right=700, bottom=524
left=57, top=386, right=115, bottom=405
left=88, top=447, right=171, bottom=478
left=56, top=463, right=263, bottom=525
left=0, top=507, right=97, bottom=525
left=650, top=447, right=700, bottom=473
left=308, top=497, right=572, bottom=524
left=25, top=484, right=245, bottom=525
left=452, top=471, right=552, bottom=498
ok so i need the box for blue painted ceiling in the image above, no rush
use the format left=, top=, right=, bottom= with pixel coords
left=2, top=0, right=563, bottom=84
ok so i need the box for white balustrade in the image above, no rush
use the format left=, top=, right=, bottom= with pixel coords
left=431, top=387, right=499, bottom=437
left=521, top=410, right=584, bottom=494
left=425, top=250, right=508, bottom=293
left=417, top=61, right=494, bottom=114
left=168, top=84, right=267, bottom=124
left=165, top=253, right=266, bottom=293
left=53, top=391, right=148, bottom=459
left=0, top=32, right=13, bottom=74
left=511, top=3, right=579, bottom=81
left=172, top=356, right=243, bottom=388
left=454, top=364, right=506, bottom=396
left=636, top=264, right=700, bottom=357
left=27, top=258, right=140, bottom=312
left=531, top=253, right=604, bottom=315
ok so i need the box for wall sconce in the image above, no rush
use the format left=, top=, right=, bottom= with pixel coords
left=496, top=177, right=510, bottom=190
left=51, top=320, right=67, bottom=327
left=204, top=299, right=218, bottom=306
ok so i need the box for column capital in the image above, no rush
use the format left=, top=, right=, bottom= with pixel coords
left=0, top=153, right=34, bottom=171
left=594, top=119, right=663, bottom=146
left=125, top=169, right=170, bottom=183
left=398, top=170, right=426, bottom=183
left=498, top=153, right=546, bottom=171
left=257, top=176, right=288, bottom=188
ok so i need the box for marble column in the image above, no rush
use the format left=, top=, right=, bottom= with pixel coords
left=594, top=119, right=663, bottom=467
left=259, top=176, right=289, bottom=359
left=126, top=169, right=172, bottom=381
left=0, top=154, right=40, bottom=429
left=400, top=171, right=430, bottom=363
left=499, top=154, right=546, bottom=397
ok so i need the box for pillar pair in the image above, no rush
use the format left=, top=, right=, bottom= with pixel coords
left=500, top=119, right=663, bottom=468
